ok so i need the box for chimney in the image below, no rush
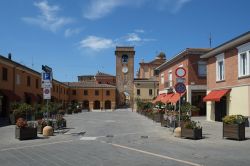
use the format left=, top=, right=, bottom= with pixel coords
left=8, top=53, right=12, bottom=60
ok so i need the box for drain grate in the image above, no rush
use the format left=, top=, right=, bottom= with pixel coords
left=106, top=134, right=114, bottom=138
left=70, top=131, right=86, bottom=136
left=141, top=136, right=149, bottom=139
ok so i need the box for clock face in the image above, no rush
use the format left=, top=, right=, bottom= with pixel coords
left=122, top=66, right=128, bottom=73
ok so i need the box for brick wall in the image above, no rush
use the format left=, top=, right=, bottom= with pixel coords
left=207, top=48, right=250, bottom=90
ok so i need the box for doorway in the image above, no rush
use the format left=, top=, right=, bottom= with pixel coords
left=94, top=100, right=100, bottom=109
left=83, top=100, right=89, bottom=110
left=105, top=100, right=111, bottom=109
left=215, top=96, right=227, bottom=122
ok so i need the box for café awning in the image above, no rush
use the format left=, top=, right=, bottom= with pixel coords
left=169, top=93, right=185, bottom=103
left=161, top=93, right=174, bottom=103
left=203, top=89, right=231, bottom=102
left=152, top=93, right=165, bottom=104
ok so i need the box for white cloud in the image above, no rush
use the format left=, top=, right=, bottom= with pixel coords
left=79, top=36, right=114, bottom=51
left=126, top=33, right=142, bottom=42
left=22, top=0, right=74, bottom=32
left=172, top=0, right=192, bottom=13
left=79, top=30, right=156, bottom=52
left=134, top=29, right=145, bottom=33
left=84, top=0, right=125, bottom=20
left=64, top=28, right=81, bottom=37
left=84, top=0, right=192, bottom=20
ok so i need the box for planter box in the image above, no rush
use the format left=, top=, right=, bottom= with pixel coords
left=161, top=119, right=168, bottom=127
left=153, top=113, right=162, bottom=123
left=223, top=123, right=245, bottom=140
left=15, top=127, right=37, bottom=140
left=181, top=128, right=202, bottom=140
left=56, top=120, right=67, bottom=129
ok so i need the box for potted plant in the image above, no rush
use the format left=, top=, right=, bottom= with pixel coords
left=153, top=101, right=165, bottom=123
left=181, top=120, right=202, bottom=140
left=9, top=102, right=20, bottom=124
left=161, top=105, right=175, bottom=127
left=13, top=103, right=33, bottom=121
left=222, top=115, right=246, bottom=140
left=15, top=117, right=37, bottom=140
left=56, top=114, right=66, bottom=129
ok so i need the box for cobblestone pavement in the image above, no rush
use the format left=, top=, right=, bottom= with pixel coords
left=0, top=110, right=249, bottom=166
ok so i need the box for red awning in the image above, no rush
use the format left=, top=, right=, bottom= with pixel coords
left=169, top=93, right=185, bottom=103
left=161, top=93, right=174, bottom=103
left=0, top=89, right=21, bottom=101
left=203, top=89, right=231, bottom=102
left=152, top=93, right=166, bottom=104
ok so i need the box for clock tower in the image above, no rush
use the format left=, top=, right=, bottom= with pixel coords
left=115, top=46, right=135, bottom=108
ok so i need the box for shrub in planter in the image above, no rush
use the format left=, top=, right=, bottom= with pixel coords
left=56, top=115, right=66, bottom=129
left=222, top=115, right=246, bottom=140
left=13, top=103, right=33, bottom=121
left=15, top=118, right=37, bottom=140
left=181, top=121, right=202, bottom=140
left=152, top=109, right=164, bottom=123
left=58, top=109, right=66, bottom=115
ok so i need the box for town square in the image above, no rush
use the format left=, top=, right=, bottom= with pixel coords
left=0, top=0, right=250, bottom=166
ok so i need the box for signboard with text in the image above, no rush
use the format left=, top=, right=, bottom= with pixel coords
left=43, top=88, right=51, bottom=100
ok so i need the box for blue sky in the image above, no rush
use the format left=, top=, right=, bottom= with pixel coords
left=0, top=0, right=250, bottom=82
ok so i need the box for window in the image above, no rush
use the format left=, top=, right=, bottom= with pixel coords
left=198, top=61, right=207, bottom=77
left=168, top=70, right=172, bottom=87
left=27, top=76, right=31, bottom=86
left=16, top=74, right=20, bottom=85
left=56, top=86, right=58, bottom=93
left=36, top=79, right=39, bottom=88
left=149, top=89, right=153, bottom=96
left=137, top=89, right=140, bottom=96
left=95, top=90, right=99, bottom=96
left=238, top=42, right=250, bottom=77
left=157, top=89, right=159, bottom=95
left=216, top=54, right=225, bottom=81
left=122, top=54, right=128, bottom=63
left=106, top=90, right=110, bottom=96
left=53, top=85, right=55, bottom=92
left=161, top=73, right=164, bottom=84
left=72, top=90, right=76, bottom=95
left=2, top=67, right=8, bottom=81
left=84, top=90, right=88, bottom=96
